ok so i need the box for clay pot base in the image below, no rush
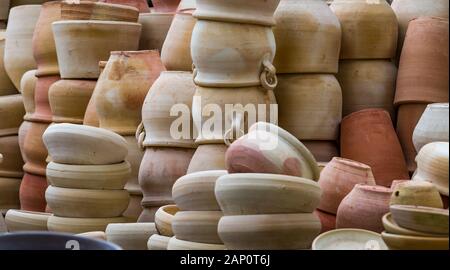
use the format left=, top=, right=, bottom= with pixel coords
left=4, top=209, right=51, bottom=232
left=154, top=205, right=179, bottom=237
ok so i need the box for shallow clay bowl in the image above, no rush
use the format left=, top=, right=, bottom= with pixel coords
left=147, top=234, right=171, bottom=250
left=390, top=205, right=449, bottom=235
left=167, top=237, right=226, bottom=250
left=172, top=211, right=223, bottom=244
left=154, top=205, right=179, bottom=237
left=382, top=213, right=439, bottom=237
left=381, top=232, right=449, bottom=250
left=312, top=229, right=388, bottom=250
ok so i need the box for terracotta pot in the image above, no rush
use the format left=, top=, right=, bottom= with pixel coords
left=394, top=17, right=449, bottom=105
left=172, top=211, right=223, bottom=244
left=147, top=234, right=170, bottom=250
left=330, top=0, right=398, bottom=59
left=154, top=204, right=179, bottom=237
left=83, top=60, right=107, bottom=127
left=47, top=215, right=128, bottom=234
left=273, top=0, right=341, bottom=74
left=314, top=209, right=336, bottom=234
left=0, top=94, right=25, bottom=137
left=413, top=103, right=449, bottom=152
left=123, top=136, right=143, bottom=193
left=167, top=237, right=225, bottom=250
left=0, top=31, right=17, bottom=95
left=4, top=5, right=40, bottom=90
left=187, top=144, right=227, bottom=174
left=302, top=141, right=339, bottom=163
left=29, top=75, right=60, bottom=123
left=77, top=231, right=107, bottom=241
left=19, top=172, right=47, bottom=212
left=61, top=1, right=139, bottom=22
left=99, top=0, right=150, bottom=13
left=151, top=0, right=180, bottom=12
left=21, top=121, right=49, bottom=176
left=96, top=51, right=165, bottom=135
left=138, top=12, right=174, bottom=51
left=160, top=12, right=195, bottom=71
left=390, top=205, right=449, bottom=235
left=336, top=184, right=392, bottom=233
left=137, top=206, right=159, bottom=222
left=141, top=71, right=196, bottom=148
left=122, top=192, right=143, bottom=222
left=106, top=222, right=157, bottom=250
left=0, top=136, right=24, bottom=178
left=391, top=181, right=444, bottom=209
left=20, top=70, right=38, bottom=121
left=341, top=109, right=409, bottom=187
left=4, top=210, right=50, bottom=232
left=0, top=177, right=21, bottom=211
left=218, top=213, right=321, bottom=250
left=275, top=74, right=342, bottom=140
left=318, top=158, right=376, bottom=214
left=381, top=231, right=449, bottom=250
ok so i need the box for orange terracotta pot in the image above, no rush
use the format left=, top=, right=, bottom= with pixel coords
left=302, top=141, right=339, bottom=163
left=19, top=172, right=48, bottom=212
left=22, top=121, right=49, bottom=176
left=29, top=75, right=60, bottom=123
left=99, top=0, right=150, bottom=13
left=314, top=209, right=336, bottom=234
left=151, top=0, right=180, bottom=12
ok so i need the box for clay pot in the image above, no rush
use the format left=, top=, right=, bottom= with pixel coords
left=52, top=20, right=141, bottom=79
left=318, top=158, right=376, bottom=214
left=413, top=103, right=449, bottom=152
left=314, top=209, right=336, bottom=234
left=19, top=172, right=47, bottom=212
left=123, top=136, right=143, bottom=193
left=218, top=213, right=321, bottom=250
left=330, top=0, right=398, bottom=59
left=0, top=31, right=17, bottom=95
left=0, top=177, right=21, bottom=211
left=390, top=181, right=444, bottom=209
left=275, top=74, right=342, bottom=140
left=83, top=60, right=107, bottom=127
left=4, top=5, right=40, bottom=90
left=61, top=1, right=139, bottom=22
left=43, top=123, right=128, bottom=165
left=394, top=17, right=449, bottom=105
left=138, top=12, right=174, bottom=51
left=172, top=211, right=223, bottom=244
left=147, top=234, right=170, bottom=250
left=96, top=51, right=165, bottom=135
left=151, top=0, right=180, bottom=12
left=47, top=215, right=128, bottom=234
left=172, top=170, right=227, bottom=211
left=0, top=94, right=25, bottom=136
left=381, top=231, right=449, bottom=250
left=187, top=144, right=227, bottom=174
left=99, top=0, right=150, bottom=13
left=122, top=192, right=143, bottom=222
left=167, top=237, right=225, bottom=250
left=21, top=121, right=49, bottom=176
left=20, top=70, right=38, bottom=121
left=0, top=136, right=24, bottom=178
left=77, top=231, right=107, bottom=241
left=273, top=0, right=341, bottom=74
left=302, top=141, right=339, bottom=163
left=18, top=122, right=28, bottom=163
left=336, top=184, right=392, bottom=233
left=137, top=206, right=159, bottom=222
left=29, top=75, right=60, bottom=123
left=154, top=205, right=179, bottom=237
left=105, top=223, right=157, bottom=250
left=341, top=109, right=409, bottom=187
left=141, top=71, right=196, bottom=148
left=4, top=210, right=51, bottom=232
left=48, top=79, right=96, bottom=124
left=390, top=205, right=449, bottom=235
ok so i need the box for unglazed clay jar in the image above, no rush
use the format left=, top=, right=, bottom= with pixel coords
left=154, top=205, right=179, bottom=237
left=0, top=177, right=21, bottom=211
left=4, top=210, right=50, bottom=232
left=225, top=122, right=320, bottom=179
left=95, top=51, right=165, bottom=135
left=172, top=170, right=228, bottom=211
left=302, top=141, right=339, bottom=163
left=275, top=74, right=342, bottom=140
left=138, top=13, right=174, bottom=51
left=20, top=70, right=38, bottom=121
left=45, top=186, right=130, bottom=218
left=141, top=71, right=196, bottom=148
left=106, top=223, right=157, bottom=250
left=187, top=144, right=227, bottom=174
left=330, top=0, right=398, bottom=59
left=47, top=215, right=128, bottom=234
left=318, top=158, right=376, bottom=215
left=413, top=103, right=449, bottom=153
left=77, top=231, right=107, bottom=241
left=218, top=213, right=321, bottom=250
left=30, top=75, right=60, bottom=123
left=167, top=237, right=225, bottom=250
left=172, top=211, right=223, bottom=244
left=61, top=1, right=139, bottom=22
left=336, top=184, right=392, bottom=233
left=4, top=5, right=40, bottom=90
left=381, top=231, right=449, bottom=250
left=48, top=79, right=96, bottom=124
left=341, top=109, right=409, bottom=187
left=314, top=209, right=336, bottom=234
left=0, top=136, right=24, bottom=178
left=99, top=0, right=150, bottom=12
left=148, top=234, right=171, bottom=250
left=273, top=0, right=341, bottom=74
left=394, top=17, right=449, bottom=105
left=43, top=123, right=128, bottom=165
left=0, top=31, right=16, bottom=95
left=390, top=205, right=449, bottom=235
left=160, top=12, right=195, bottom=71
left=191, top=20, right=277, bottom=89
left=52, top=20, right=141, bottom=79
left=390, top=181, right=444, bottom=209
left=151, top=0, right=180, bottom=12
left=19, top=172, right=47, bottom=212
left=0, top=94, right=25, bottom=136
left=21, top=121, right=49, bottom=176
left=215, top=174, right=322, bottom=215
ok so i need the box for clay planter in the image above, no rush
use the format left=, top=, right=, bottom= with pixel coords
left=4, top=210, right=51, bottom=232
left=0, top=31, right=17, bottom=95
left=218, top=213, right=321, bottom=250
left=52, top=20, right=141, bottom=79
left=20, top=70, right=38, bottom=121
left=105, top=223, right=157, bottom=250
left=318, top=158, right=376, bottom=215
left=19, top=172, right=47, bottom=212
left=77, top=231, right=107, bottom=241
left=167, top=237, right=225, bottom=250
left=381, top=231, right=449, bottom=250
left=43, top=123, right=128, bottom=165
left=4, top=5, right=40, bottom=90
left=160, top=12, right=195, bottom=71
left=341, top=109, right=409, bottom=187
left=187, top=144, right=227, bottom=174
left=172, top=170, right=228, bottom=211
left=330, top=0, right=398, bottom=59
left=382, top=213, right=438, bottom=237
left=172, top=211, right=223, bottom=244
left=151, top=0, right=180, bottom=12
left=390, top=181, right=444, bottom=209
left=336, top=184, right=392, bottom=233
left=302, top=141, right=339, bottom=163
left=314, top=209, right=336, bottom=234
left=95, top=51, right=165, bottom=135
left=148, top=234, right=171, bottom=250
left=46, top=161, right=130, bottom=190
left=61, top=1, right=139, bottom=22
left=138, top=12, right=174, bottom=51
left=0, top=136, right=24, bottom=178
left=0, top=177, right=21, bottom=211
left=312, top=229, right=387, bottom=250
left=139, top=147, right=194, bottom=206
left=0, top=95, right=25, bottom=136
left=99, top=0, right=150, bottom=13
left=413, top=142, right=449, bottom=196
left=215, top=174, right=322, bottom=215
left=390, top=205, right=449, bottom=235
left=154, top=205, right=179, bottom=237
left=29, top=75, right=60, bottom=123
left=48, top=79, right=96, bottom=124
left=394, top=17, right=449, bottom=105
left=273, top=0, right=341, bottom=74
left=275, top=74, right=342, bottom=140
left=141, top=71, right=196, bottom=148
left=21, top=121, right=49, bottom=176
left=45, top=186, right=130, bottom=218
left=413, top=103, right=449, bottom=152
left=47, top=215, right=128, bottom=234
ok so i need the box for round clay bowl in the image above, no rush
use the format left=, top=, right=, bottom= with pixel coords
left=381, top=232, right=449, bottom=250
left=20, top=70, right=38, bottom=121
left=100, top=0, right=150, bottom=13
left=4, top=210, right=51, bottom=232
left=0, top=177, right=21, bottom=211
left=154, top=204, right=179, bottom=237
left=187, top=144, right=227, bottom=173
left=167, top=237, right=226, bottom=250
left=215, top=173, right=321, bottom=215
left=105, top=223, right=157, bottom=250
left=46, top=161, right=131, bottom=190
left=21, top=121, right=49, bottom=176
left=302, top=141, right=339, bottom=163
left=43, top=123, right=128, bottom=165
left=138, top=12, right=174, bottom=52
left=29, top=75, right=60, bottom=123
left=390, top=181, right=444, bottom=208
left=312, top=229, right=387, bottom=250
left=47, top=215, right=128, bottom=234
left=382, top=213, right=440, bottom=237
left=19, top=172, right=48, bottom=212
left=61, top=1, right=139, bottom=22
left=314, top=209, right=336, bottom=234
left=413, top=103, right=449, bottom=152
left=45, top=186, right=130, bottom=218
left=147, top=234, right=171, bottom=250
left=76, top=231, right=107, bottom=241
left=172, top=211, right=223, bottom=244
left=0, top=135, right=24, bottom=178
left=0, top=94, right=25, bottom=136
left=390, top=205, right=449, bottom=235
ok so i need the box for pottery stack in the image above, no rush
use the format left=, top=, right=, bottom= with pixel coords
left=273, top=0, right=342, bottom=163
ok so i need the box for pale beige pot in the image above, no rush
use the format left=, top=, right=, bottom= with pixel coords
left=172, top=211, right=223, bottom=244
left=52, top=20, right=141, bottom=79
left=123, top=136, right=143, bottom=194
left=167, top=237, right=226, bottom=250
left=61, top=1, right=139, bottom=22
left=20, top=70, right=38, bottom=121
left=147, top=234, right=171, bottom=250
left=106, top=223, right=157, bottom=250
left=0, top=136, right=24, bottom=178
left=187, top=144, right=227, bottom=174
left=138, top=12, right=174, bottom=51
left=47, top=216, right=128, bottom=234
left=4, top=5, right=40, bottom=90
left=390, top=181, right=444, bottom=209
left=4, top=209, right=50, bottom=232
left=154, top=204, right=179, bottom=237
left=413, top=103, right=449, bottom=152
left=0, top=94, right=25, bottom=136
left=275, top=74, right=342, bottom=140
left=0, top=177, right=21, bottom=212
left=337, top=60, right=397, bottom=119
left=191, top=20, right=277, bottom=89
left=0, top=31, right=17, bottom=95
left=273, top=0, right=341, bottom=74
left=330, top=0, right=398, bottom=59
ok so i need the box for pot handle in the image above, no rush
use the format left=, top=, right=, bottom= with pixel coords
left=136, top=122, right=145, bottom=151
left=223, top=113, right=245, bottom=146
left=260, top=58, right=278, bottom=91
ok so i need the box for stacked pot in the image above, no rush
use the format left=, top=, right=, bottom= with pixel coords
left=273, top=0, right=342, bottom=163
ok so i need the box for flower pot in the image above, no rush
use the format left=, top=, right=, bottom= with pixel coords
left=413, top=103, right=449, bottom=153
left=147, top=234, right=170, bottom=250
left=0, top=177, right=21, bottom=211
left=0, top=94, right=25, bottom=137
left=275, top=74, right=342, bottom=140
left=167, top=237, right=225, bottom=250
left=19, top=172, right=47, bottom=212
left=172, top=211, right=223, bottom=244
left=151, top=0, right=180, bottom=13
left=138, top=12, right=174, bottom=51
left=318, top=158, right=376, bottom=214
left=105, top=223, right=157, bottom=250
left=95, top=51, right=165, bottom=135
left=29, top=75, right=60, bottom=123
left=390, top=205, right=449, bottom=235
left=154, top=205, right=179, bottom=237
left=83, top=60, right=107, bottom=127
left=77, top=231, right=107, bottom=241
left=21, top=121, right=49, bottom=176
left=187, top=144, right=227, bottom=174
left=390, top=181, right=444, bottom=209
left=52, top=20, right=141, bottom=79
left=382, top=212, right=438, bottom=237
left=0, top=31, right=17, bottom=95
left=381, top=231, right=449, bottom=250
left=61, top=1, right=139, bottom=22
left=20, top=70, right=38, bottom=121
left=341, top=109, right=409, bottom=187
left=99, top=0, right=150, bottom=13
left=336, top=184, right=392, bottom=233
left=47, top=215, right=128, bottom=234
left=273, top=0, right=341, bottom=74
left=123, top=136, right=143, bottom=193
left=314, top=209, right=336, bottom=234
left=302, top=141, right=339, bottom=163
left=330, top=0, right=398, bottom=59
left=4, top=210, right=50, bottom=232
left=0, top=135, right=24, bottom=178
